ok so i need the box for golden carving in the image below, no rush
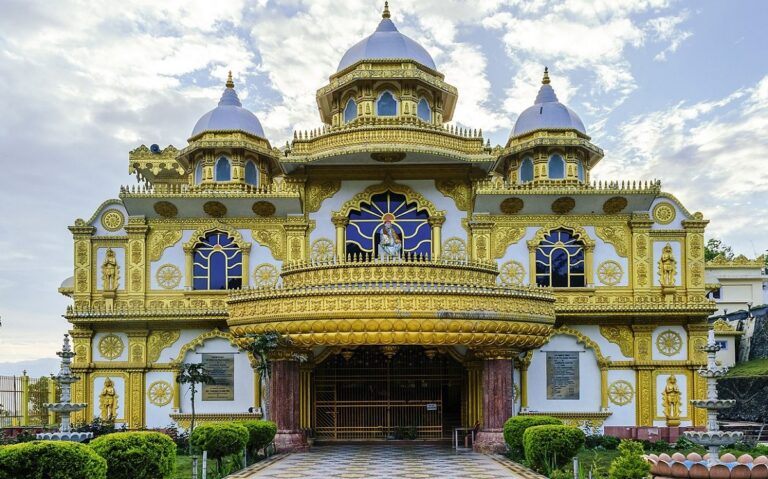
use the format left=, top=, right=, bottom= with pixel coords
left=599, top=325, right=633, bottom=357
left=156, top=264, right=181, bottom=289
left=608, top=380, right=634, bottom=406
left=528, top=222, right=595, bottom=250
left=153, top=201, right=178, bottom=218
left=171, top=329, right=240, bottom=364
left=184, top=222, right=249, bottom=252
left=76, top=243, right=88, bottom=265
left=658, top=243, right=677, bottom=286
left=661, top=375, right=681, bottom=426
left=252, top=201, right=276, bottom=217
left=656, top=330, right=683, bottom=356
left=98, top=334, right=124, bottom=360
left=99, top=377, right=119, bottom=420
left=690, top=234, right=703, bottom=260
left=371, top=152, right=406, bottom=163
left=101, top=248, right=120, bottom=291
left=602, top=197, right=628, bottom=214
left=305, top=180, right=341, bottom=213
left=148, top=230, right=182, bottom=262
left=493, top=227, right=525, bottom=258
left=335, top=179, right=444, bottom=218
left=147, top=330, right=181, bottom=363
left=253, top=263, right=279, bottom=288
left=435, top=179, right=471, bottom=211
left=597, top=260, right=623, bottom=286
left=130, top=242, right=142, bottom=265
left=635, top=234, right=648, bottom=258
left=713, top=319, right=736, bottom=332
left=653, top=202, right=676, bottom=224
left=595, top=226, right=629, bottom=257
left=551, top=197, right=575, bottom=214
left=499, top=197, right=524, bottom=215
left=311, top=238, right=335, bottom=262
left=203, top=201, right=227, bottom=218
left=147, top=381, right=173, bottom=406
left=637, top=371, right=652, bottom=425
left=251, top=227, right=285, bottom=260
left=499, top=261, right=525, bottom=286
left=637, top=263, right=648, bottom=287
left=101, top=209, right=125, bottom=232
left=441, top=237, right=467, bottom=261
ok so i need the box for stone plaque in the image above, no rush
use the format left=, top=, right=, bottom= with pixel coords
left=202, top=353, right=235, bottom=401
left=546, top=351, right=580, bottom=400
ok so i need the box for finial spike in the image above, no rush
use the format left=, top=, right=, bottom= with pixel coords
left=226, top=71, right=235, bottom=89
left=542, top=67, right=550, bottom=85
left=382, top=1, right=391, bottom=19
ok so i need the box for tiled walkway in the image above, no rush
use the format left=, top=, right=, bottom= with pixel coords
left=230, top=444, right=545, bottom=479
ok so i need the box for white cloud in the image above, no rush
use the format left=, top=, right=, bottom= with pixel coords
left=647, top=12, right=692, bottom=61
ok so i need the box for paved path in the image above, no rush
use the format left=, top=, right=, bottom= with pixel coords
left=228, top=444, right=545, bottom=479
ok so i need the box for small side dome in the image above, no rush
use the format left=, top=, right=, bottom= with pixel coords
left=191, top=72, right=265, bottom=139
left=512, top=68, right=586, bottom=137
left=337, top=2, right=436, bottom=72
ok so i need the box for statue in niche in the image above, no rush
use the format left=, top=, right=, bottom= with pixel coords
left=378, top=217, right=402, bottom=259
left=101, top=248, right=119, bottom=291
left=658, top=243, right=677, bottom=287
left=662, top=375, right=681, bottom=426
left=99, top=377, right=119, bottom=421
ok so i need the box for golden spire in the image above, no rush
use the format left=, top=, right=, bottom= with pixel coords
left=542, top=67, right=550, bottom=85
left=226, top=70, right=235, bottom=89
left=382, top=1, right=391, bottom=19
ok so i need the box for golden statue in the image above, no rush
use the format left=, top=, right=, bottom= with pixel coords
left=658, top=243, right=676, bottom=287
left=662, top=375, right=681, bottom=426
left=99, top=377, right=119, bottom=421
left=101, top=248, right=119, bottom=291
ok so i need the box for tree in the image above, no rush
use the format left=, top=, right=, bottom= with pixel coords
left=705, top=238, right=734, bottom=262
left=175, top=362, right=214, bottom=450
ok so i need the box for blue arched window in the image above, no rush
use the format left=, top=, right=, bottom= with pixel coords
left=548, top=154, right=565, bottom=179
left=195, top=161, right=204, bottom=184
left=519, top=157, right=534, bottom=183
left=344, top=98, right=357, bottom=123
left=245, top=160, right=258, bottom=186
left=577, top=159, right=585, bottom=182
left=345, top=191, right=431, bottom=258
left=192, top=231, right=243, bottom=290
left=215, top=156, right=231, bottom=181
left=376, top=91, right=397, bottom=116
left=417, top=98, right=431, bottom=122
left=535, top=229, right=585, bottom=288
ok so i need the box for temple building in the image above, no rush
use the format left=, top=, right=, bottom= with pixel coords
left=59, top=4, right=715, bottom=452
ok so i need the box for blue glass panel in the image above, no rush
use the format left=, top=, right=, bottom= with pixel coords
left=577, top=160, right=585, bottom=182
left=245, top=161, right=258, bottom=185
left=209, top=251, right=227, bottom=289
left=520, top=158, right=534, bottom=183
left=534, top=228, right=585, bottom=287
left=216, top=157, right=231, bottom=181
left=548, top=155, right=565, bottom=179
left=195, top=161, right=204, bottom=184
left=377, top=91, right=397, bottom=116
left=344, top=99, right=357, bottom=123
left=345, top=191, right=431, bottom=258
left=417, top=98, right=431, bottom=122
left=191, top=231, right=243, bottom=290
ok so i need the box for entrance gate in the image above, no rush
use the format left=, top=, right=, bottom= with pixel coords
left=313, top=346, right=464, bottom=440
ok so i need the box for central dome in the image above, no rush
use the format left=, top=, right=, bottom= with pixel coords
left=512, top=68, right=586, bottom=137
left=337, top=3, right=436, bottom=72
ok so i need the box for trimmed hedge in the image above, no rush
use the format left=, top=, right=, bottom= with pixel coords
left=190, top=422, right=249, bottom=470
left=90, top=431, right=176, bottom=479
left=0, top=440, right=107, bottom=479
left=237, top=420, right=277, bottom=455
left=523, top=425, right=585, bottom=472
left=608, top=440, right=651, bottom=479
left=502, top=415, right=562, bottom=455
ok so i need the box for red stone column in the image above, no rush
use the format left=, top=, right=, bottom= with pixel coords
left=474, top=356, right=514, bottom=453
left=269, top=359, right=308, bottom=452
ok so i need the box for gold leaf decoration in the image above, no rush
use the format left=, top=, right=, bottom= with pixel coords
left=599, top=325, right=634, bottom=357
left=595, top=226, right=629, bottom=258
left=252, top=226, right=286, bottom=260
left=435, top=179, right=471, bottom=211
left=148, top=230, right=183, bottom=262
left=493, top=227, right=525, bottom=258
left=305, top=180, right=341, bottom=213
left=147, top=330, right=181, bottom=364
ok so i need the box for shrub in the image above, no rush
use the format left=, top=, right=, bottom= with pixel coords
left=190, top=422, right=249, bottom=472
left=503, top=415, right=562, bottom=456
left=90, top=431, right=176, bottom=479
left=0, top=440, right=107, bottom=479
left=237, top=420, right=277, bottom=457
left=585, top=434, right=620, bottom=450
left=608, top=440, right=651, bottom=479
left=523, top=425, right=585, bottom=473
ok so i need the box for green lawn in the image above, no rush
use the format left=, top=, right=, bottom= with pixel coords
left=173, top=453, right=262, bottom=479
left=576, top=449, right=620, bottom=477
left=725, top=358, right=768, bottom=378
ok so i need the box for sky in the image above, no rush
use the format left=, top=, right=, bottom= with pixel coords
left=0, top=0, right=766, bottom=366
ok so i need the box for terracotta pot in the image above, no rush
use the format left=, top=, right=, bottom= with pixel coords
left=670, top=462, right=690, bottom=477
left=729, top=464, right=751, bottom=479
left=750, top=464, right=768, bottom=479
left=688, top=463, right=709, bottom=479
left=709, top=464, right=731, bottom=479
left=721, top=453, right=737, bottom=463
left=687, top=452, right=703, bottom=462
left=737, top=454, right=753, bottom=464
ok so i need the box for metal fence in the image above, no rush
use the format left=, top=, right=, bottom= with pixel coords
left=0, top=375, right=58, bottom=427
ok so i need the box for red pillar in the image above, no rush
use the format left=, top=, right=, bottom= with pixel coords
left=474, top=357, right=513, bottom=453
left=269, top=359, right=308, bottom=452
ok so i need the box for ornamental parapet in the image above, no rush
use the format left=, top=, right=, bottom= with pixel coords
left=279, top=256, right=499, bottom=288
left=502, top=130, right=604, bottom=157
left=119, top=181, right=301, bottom=198
left=65, top=305, right=228, bottom=324
left=474, top=178, right=662, bottom=196
left=553, top=291, right=716, bottom=317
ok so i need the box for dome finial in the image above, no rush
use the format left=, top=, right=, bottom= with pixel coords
left=542, top=67, right=550, bottom=85
left=382, top=1, right=391, bottom=19
left=226, top=71, right=235, bottom=89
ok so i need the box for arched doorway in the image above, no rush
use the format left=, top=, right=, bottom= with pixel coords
left=313, top=346, right=464, bottom=441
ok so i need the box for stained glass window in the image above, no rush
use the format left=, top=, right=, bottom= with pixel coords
left=346, top=191, right=431, bottom=258
left=192, top=231, right=243, bottom=290
left=245, top=160, right=258, bottom=186
left=535, top=229, right=585, bottom=287
left=520, top=157, right=534, bottom=183
left=417, top=98, right=431, bottom=122
left=344, top=98, right=357, bottom=123
left=376, top=91, right=397, bottom=116
left=215, top=156, right=231, bottom=181
left=548, top=154, right=565, bottom=179
left=195, top=161, right=204, bottom=184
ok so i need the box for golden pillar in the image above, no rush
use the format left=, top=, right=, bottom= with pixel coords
left=632, top=325, right=655, bottom=426
left=21, top=373, right=29, bottom=426
left=464, top=360, right=482, bottom=427
left=429, top=215, right=445, bottom=260
left=125, top=218, right=149, bottom=305
left=285, top=219, right=310, bottom=262
left=599, top=364, right=609, bottom=411
left=128, top=371, right=145, bottom=429
left=299, top=364, right=312, bottom=429
left=629, top=213, right=653, bottom=291
left=68, top=221, right=96, bottom=305
left=332, top=215, right=348, bottom=260
left=468, top=217, right=493, bottom=262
